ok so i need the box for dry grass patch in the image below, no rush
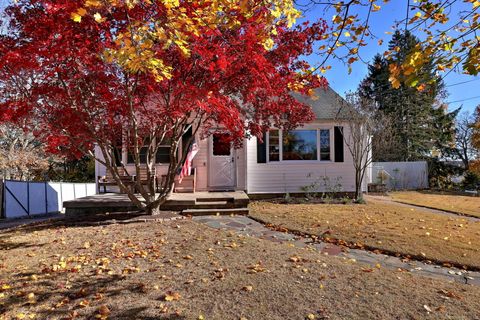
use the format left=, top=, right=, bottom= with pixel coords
left=1, top=218, right=480, bottom=319
left=250, top=200, right=480, bottom=269
left=391, top=191, right=480, bottom=218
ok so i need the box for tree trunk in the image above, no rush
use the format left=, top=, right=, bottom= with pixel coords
left=144, top=204, right=162, bottom=215
left=355, top=170, right=362, bottom=201
left=143, top=187, right=171, bottom=215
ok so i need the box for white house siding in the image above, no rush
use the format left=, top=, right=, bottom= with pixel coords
left=235, top=139, right=247, bottom=190
left=246, top=122, right=359, bottom=194
left=95, top=121, right=362, bottom=194
left=95, top=130, right=247, bottom=192
left=191, top=135, right=209, bottom=191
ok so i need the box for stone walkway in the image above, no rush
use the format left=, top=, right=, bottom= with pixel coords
left=193, top=215, right=480, bottom=286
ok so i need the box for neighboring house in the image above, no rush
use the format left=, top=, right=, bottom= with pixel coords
left=95, top=87, right=370, bottom=195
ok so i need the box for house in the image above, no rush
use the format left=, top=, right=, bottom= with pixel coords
left=95, top=86, right=370, bottom=196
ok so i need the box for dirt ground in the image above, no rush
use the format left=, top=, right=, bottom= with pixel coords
left=0, top=218, right=480, bottom=320
left=249, top=199, right=480, bottom=270
left=390, top=191, right=480, bottom=218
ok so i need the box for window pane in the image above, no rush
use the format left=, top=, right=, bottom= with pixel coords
left=213, top=134, right=231, bottom=156
left=268, top=130, right=280, bottom=161
left=282, top=130, right=317, bottom=160
left=156, top=146, right=170, bottom=163
left=127, top=146, right=148, bottom=164
left=320, top=129, right=330, bottom=161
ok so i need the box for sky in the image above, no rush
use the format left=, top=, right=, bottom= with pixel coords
left=0, top=0, right=478, bottom=114
left=300, top=1, right=480, bottom=115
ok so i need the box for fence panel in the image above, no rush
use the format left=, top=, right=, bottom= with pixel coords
left=47, top=183, right=61, bottom=213
left=4, top=181, right=29, bottom=218
left=371, top=161, right=429, bottom=190
left=74, top=183, right=87, bottom=199
left=60, top=183, right=76, bottom=203
left=28, top=182, right=47, bottom=215
left=2, top=181, right=96, bottom=219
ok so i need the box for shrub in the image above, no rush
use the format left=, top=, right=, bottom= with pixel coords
left=462, top=171, right=480, bottom=190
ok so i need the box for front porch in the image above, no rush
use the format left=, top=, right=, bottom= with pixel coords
left=63, top=191, right=250, bottom=218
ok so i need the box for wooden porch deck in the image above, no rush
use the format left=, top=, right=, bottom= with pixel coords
left=64, top=191, right=250, bottom=217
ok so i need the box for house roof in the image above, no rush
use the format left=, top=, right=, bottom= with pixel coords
left=291, top=86, right=354, bottom=120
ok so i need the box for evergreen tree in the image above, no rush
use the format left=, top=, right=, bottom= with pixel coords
left=359, top=30, right=455, bottom=161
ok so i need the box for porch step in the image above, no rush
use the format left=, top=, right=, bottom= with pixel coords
left=175, top=187, right=195, bottom=193
left=181, top=207, right=249, bottom=216
left=195, top=197, right=234, bottom=203
left=193, top=201, right=232, bottom=209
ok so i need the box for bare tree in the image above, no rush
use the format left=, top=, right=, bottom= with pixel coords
left=0, top=123, right=53, bottom=180
left=447, top=111, right=478, bottom=170
left=336, top=92, right=391, bottom=200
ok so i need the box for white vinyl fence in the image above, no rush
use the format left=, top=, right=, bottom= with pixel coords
left=1, top=180, right=96, bottom=219
left=371, top=161, right=429, bottom=190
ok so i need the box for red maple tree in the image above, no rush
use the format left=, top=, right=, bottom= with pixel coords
left=0, top=0, right=328, bottom=214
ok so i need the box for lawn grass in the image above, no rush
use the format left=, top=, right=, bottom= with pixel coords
left=249, top=200, right=480, bottom=270
left=390, top=191, right=480, bottom=218
left=1, top=218, right=480, bottom=319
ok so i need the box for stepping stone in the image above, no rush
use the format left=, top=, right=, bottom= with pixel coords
left=226, top=221, right=246, bottom=228
left=321, top=245, right=342, bottom=256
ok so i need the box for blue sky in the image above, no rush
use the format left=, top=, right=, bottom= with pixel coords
left=1, top=0, right=478, bottom=114
left=300, top=1, right=480, bottom=114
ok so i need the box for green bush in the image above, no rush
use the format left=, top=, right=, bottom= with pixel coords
left=462, top=171, right=480, bottom=190
left=427, top=158, right=464, bottom=190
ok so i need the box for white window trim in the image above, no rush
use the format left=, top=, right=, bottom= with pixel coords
left=266, top=128, right=333, bottom=163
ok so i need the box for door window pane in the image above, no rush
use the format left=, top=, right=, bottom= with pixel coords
left=213, top=134, right=231, bottom=156
left=268, top=130, right=280, bottom=161
left=320, top=129, right=331, bottom=160
left=282, top=130, right=317, bottom=160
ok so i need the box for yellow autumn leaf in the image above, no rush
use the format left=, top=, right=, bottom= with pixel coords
left=71, top=7, right=87, bottom=22
left=263, top=38, right=275, bottom=50
left=164, top=292, right=181, bottom=301
left=71, top=13, right=83, bottom=23
left=79, top=299, right=90, bottom=307
left=93, top=13, right=104, bottom=23
left=1, top=284, right=11, bottom=291
left=372, top=3, right=381, bottom=12
left=389, top=75, right=401, bottom=89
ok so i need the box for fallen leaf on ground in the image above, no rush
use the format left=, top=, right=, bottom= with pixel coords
left=242, top=285, right=253, bottom=292
left=164, top=292, right=181, bottom=301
